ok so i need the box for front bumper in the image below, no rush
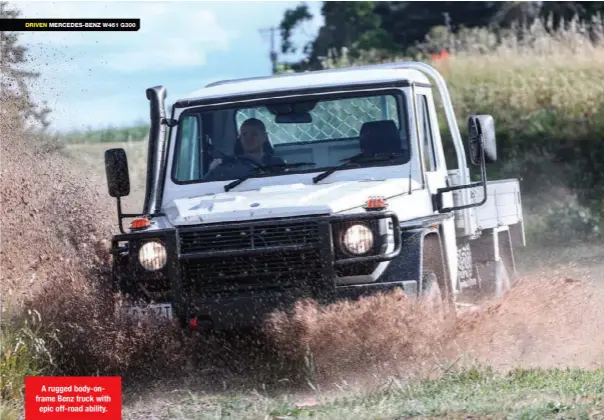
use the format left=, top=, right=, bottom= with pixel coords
left=116, top=211, right=404, bottom=330
left=185, top=280, right=419, bottom=330
left=178, top=211, right=403, bottom=329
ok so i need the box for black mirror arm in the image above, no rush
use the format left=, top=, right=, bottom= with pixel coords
left=468, top=120, right=481, bottom=166
left=116, top=197, right=133, bottom=234
left=432, top=133, right=488, bottom=213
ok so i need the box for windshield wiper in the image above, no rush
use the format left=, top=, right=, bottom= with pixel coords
left=224, top=162, right=316, bottom=192
left=312, top=152, right=407, bottom=184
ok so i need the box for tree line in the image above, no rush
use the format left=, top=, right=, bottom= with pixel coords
left=278, top=1, right=604, bottom=71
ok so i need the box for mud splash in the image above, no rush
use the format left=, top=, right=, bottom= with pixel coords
left=449, top=270, right=604, bottom=371
left=263, top=267, right=604, bottom=387
left=263, top=289, right=451, bottom=384
left=0, top=121, right=186, bottom=383
left=1, top=121, right=111, bottom=306
left=2, top=116, right=603, bottom=398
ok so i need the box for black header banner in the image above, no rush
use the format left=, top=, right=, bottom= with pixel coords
left=0, top=18, right=140, bottom=31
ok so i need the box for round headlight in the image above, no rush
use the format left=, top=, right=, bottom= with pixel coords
left=138, top=241, right=167, bottom=271
left=341, top=224, right=374, bottom=255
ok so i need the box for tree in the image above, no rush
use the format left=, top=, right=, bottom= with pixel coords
left=0, top=1, right=51, bottom=129
left=375, top=1, right=501, bottom=50
left=489, top=1, right=542, bottom=27
left=277, top=1, right=604, bottom=71
left=279, top=1, right=395, bottom=71
left=279, top=3, right=314, bottom=56
left=539, top=1, right=604, bottom=26
left=278, top=1, right=504, bottom=70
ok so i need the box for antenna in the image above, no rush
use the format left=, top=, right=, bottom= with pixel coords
left=259, top=26, right=278, bottom=74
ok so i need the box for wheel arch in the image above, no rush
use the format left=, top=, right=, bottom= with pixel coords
left=378, top=224, right=451, bottom=301
left=420, top=229, right=451, bottom=301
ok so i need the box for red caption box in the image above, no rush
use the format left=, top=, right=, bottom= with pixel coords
left=25, top=376, right=121, bottom=420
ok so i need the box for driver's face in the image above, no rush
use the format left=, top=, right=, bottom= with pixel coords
left=240, top=124, right=266, bottom=154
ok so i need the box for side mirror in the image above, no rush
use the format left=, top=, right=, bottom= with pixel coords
left=468, top=115, right=497, bottom=165
left=105, top=148, right=130, bottom=198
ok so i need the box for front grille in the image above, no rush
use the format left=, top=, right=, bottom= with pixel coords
left=179, top=220, right=321, bottom=254
left=182, top=249, right=323, bottom=294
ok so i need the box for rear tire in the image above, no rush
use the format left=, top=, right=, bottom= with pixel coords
left=457, top=242, right=474, bottom=284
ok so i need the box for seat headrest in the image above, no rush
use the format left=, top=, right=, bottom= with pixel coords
left=234, top=136, right=276, bottom=156
left=359, top=120, right=401, bottom=155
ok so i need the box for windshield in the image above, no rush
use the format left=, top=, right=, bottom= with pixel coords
left=171, top=89, right=410, bottom=184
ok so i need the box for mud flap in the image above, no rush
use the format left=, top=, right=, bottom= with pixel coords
left=494, top=258, right=511, bottom=297
left=475, top=258, right=511, bottom=298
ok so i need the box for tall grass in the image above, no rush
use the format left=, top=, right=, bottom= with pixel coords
left=0, top=310, right=57, bottom=419
left=443, top=19, right=604, bottom=243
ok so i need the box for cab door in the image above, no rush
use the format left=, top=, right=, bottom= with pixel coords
left=413, top=87, right=459, bottom=294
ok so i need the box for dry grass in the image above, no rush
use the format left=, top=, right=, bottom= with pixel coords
left=435, top=20, right=604, bottom=128
left=434, top=19, right=604, bottom=243
left=325, top=17, right=604, bottom=132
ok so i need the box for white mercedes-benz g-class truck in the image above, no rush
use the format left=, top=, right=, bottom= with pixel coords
left=105, top=61, right=525, bottom=330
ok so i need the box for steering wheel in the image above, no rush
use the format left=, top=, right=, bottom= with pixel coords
left=217, top=154, right=264, bottom=169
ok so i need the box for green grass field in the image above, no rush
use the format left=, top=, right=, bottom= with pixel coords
left=122, top=367, right=604, bottom=419
left=57, top=124, right=149, bottom=144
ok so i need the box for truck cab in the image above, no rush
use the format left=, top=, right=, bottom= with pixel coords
left=105, top=61, right=525, bottom=330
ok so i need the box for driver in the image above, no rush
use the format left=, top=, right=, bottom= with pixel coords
left=204, top=118, right=285, bottom=181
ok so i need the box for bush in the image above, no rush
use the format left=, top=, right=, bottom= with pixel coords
left=524, top=194, right=603, bottom=245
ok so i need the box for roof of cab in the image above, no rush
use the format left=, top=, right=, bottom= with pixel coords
left=180, top=63, right=432, bottom=103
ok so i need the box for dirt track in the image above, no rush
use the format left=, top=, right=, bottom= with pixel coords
left=450, top=251, right=604, bottom=371
left=3, top=135, right=604, bottom=418
left=118, top=248, right=604, bottom=418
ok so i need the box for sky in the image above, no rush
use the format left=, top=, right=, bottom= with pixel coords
left=13, top=0, right=324, bottom=133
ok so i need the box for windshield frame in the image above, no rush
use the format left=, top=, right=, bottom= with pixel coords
left=169, top=87, right=411, bottom=186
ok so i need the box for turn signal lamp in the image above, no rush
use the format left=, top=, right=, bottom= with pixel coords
left=364, top=196, right=388, bottom=211
left=130, top=217, right=151, bottom=230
